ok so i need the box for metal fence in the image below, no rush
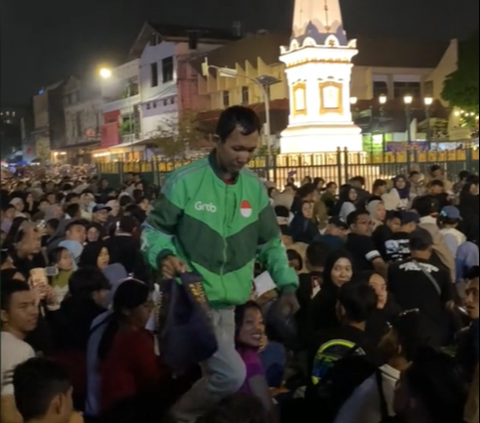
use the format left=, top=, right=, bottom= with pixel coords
left=97, top=147, right=479, bottom=190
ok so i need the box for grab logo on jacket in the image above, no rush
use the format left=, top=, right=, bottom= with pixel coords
left=240, top=200, right=252, bottom=218
left=195, top=202, right=217, bottom=213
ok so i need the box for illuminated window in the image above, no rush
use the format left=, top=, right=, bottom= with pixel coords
left=222, top=91, right=230, bottom=107
left=295, top=88, right=305, bottom=111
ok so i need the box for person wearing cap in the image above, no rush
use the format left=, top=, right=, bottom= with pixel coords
left=314, top=217, right=348, bottom=252
left=438, top=205, right=466, bottom=258
left=91, top=204, right=112, bottom=226
left=384, top=211, right=420, bottom=262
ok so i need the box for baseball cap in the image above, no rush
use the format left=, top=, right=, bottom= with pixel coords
left=400, top=211, right=420, bottom=225
left=328, top=217, right=348, bottom=230
left=92, top=204, right=112, bottom=213
left=440, top=205, right=462, bottom=220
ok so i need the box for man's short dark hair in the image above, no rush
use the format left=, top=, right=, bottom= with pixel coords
left=215, top=106, right=261, bottom=143
left=350, top=176, right=366, bottom=186
left=430, top=164, right=442, bottom=173
left=65, top=220, right=86, bottom=233
left=409, top=170, right=420, bottom=178
left=64, top=193, right=79, bottom=204
left=119, top=195, right=133, bottom=208
left=65, top=203, right=80, bottom=218
left=338, top=282, right=377, bottom=323
left=13, top=358, right=71, bottom=422
left=409, top=228, right=433, bottom=251
left=306, top=241, right=331, bottom=268
left=347, top=209, right=369, bottom=227
left=297, top=183, right=317, bottom=199
left=68, top=267, right=111, bottom=297
left=373, top=179, right=387, bottom=189
left=427, top=179, right=444, bottom=188
left=1, top=279, right=31, bottom=312
left=412, top=195, right=439, bottom=217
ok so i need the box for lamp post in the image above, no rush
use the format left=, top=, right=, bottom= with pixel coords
left=403, top=94, right=413, bottom=164
left=424, top=96, right=433, bottom=150
left=379, top=95, right=387, bottom=157
left=202, top=59, right=280, bottom=158
left=99, top=68, right=135, bottom=160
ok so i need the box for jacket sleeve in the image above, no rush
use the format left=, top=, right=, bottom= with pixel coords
left=141, top=173, right=185, bottom=270
left=256, top=196, right=298, bottom=292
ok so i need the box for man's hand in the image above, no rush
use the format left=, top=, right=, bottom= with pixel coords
left=161, top=256, right=187, bottom=279
left=276, top=291, right=300, bottom=317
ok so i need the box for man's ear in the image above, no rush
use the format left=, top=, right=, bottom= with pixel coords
left=1, top=310, right=9, bottom=325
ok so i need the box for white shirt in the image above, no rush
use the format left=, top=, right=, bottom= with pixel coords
left=1, top=332, right=35, bottom=396
left=333, top=364, right=400, bottom=423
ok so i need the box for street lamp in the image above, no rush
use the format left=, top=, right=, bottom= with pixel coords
left=404, top=95, right=413, bottom=159
left=379, top=95, right=387, bottom=105
left=378, top=95, right=387, bottom=155
left=424, top=97, right=433, bottom=149
left=99, top=68, right=112, bottom=79
left=349, top=97, right=358, bottom=105
left=202, top=58, right=280, bottom=157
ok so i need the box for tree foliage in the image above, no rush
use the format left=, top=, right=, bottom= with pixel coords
left=442, top=31, right=479, bottom=112
left=148, top=111, right=200, bottom=159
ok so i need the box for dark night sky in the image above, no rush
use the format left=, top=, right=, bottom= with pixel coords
left=1, top=0, right=478, bottom=107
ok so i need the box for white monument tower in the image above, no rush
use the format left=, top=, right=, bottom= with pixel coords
left=279, top=0, right=363, bottom=153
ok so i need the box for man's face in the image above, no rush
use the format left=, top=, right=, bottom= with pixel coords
left=410, top=174, right=420, bottom=184
left=377, top=185, right=387, bottom=195
left=17, top=228, right=42, bottom=255
left=5, top=206, right=15, bottom=220
left=352, top=213, right=373, bottom=236
left=327, top=184, right=337, bottom=194
left=327, top=224, right=347, bottom=238
left=66, top=224, right=86, bottom=244
left=429, top=184, right=443, bottom=195
left=465, top=278, right=479, bottom=319
left=93, top=209, right=108, bottom=223
left=216, top=126, right=258, bottom=175
left=38, top=201, right=49, bottom=213
left=139, top=199, right=150, bottom=212
left=47, top=194, right=56, bottom=204
left=431, top=169, right=442, bottom=179
left=1, top=290, right=39, bottom=333
left=387, top=217, right=401, bottom=233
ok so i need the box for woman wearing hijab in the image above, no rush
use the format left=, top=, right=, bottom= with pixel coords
left=459, top=176, right=479, bottom=222
left=384, top=175, right=410, bottom=210
left=289, top=201, right=319, bottom=244
left=366, top=200, right=386, bottom=231
left=307, top=250, right=354, bottom=336
left=79, top=241, right=111, bottom=270
left=333, top=185, right=358, bottom=221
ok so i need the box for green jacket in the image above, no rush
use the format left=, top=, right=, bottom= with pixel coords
left=141, top=152, right=298, bottom=308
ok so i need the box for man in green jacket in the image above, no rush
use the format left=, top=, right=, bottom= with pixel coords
left=142, top=106, right=299, bottom=421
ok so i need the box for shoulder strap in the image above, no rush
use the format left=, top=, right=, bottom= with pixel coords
left=411, top=260, right=442, bottom=295
left=375, top=368, right=390, bottom=419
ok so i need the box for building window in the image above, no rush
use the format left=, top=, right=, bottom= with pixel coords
left=75, top=112, right=82, bottom=137
left=163, top=99, right=168, bottom=106
left=162, top=57, right=174, bottom=83
left=222, top=91, right=230, bottom=107
left=146, top=103, right=151, bottom=110
left=149, top=34, right=160, bottom=46
left=424, top=81, right=434, bottom=97
left=153, top=101, right=157, bottom=108
left=373, top=81, right=387, bottom=99
left=151, top=63, right=158, bottom=87
left=241, top=86, right=249, bottom=104
left=394, top=82, right=421, bottom=99
left=170, top=97, right=175, bottom=105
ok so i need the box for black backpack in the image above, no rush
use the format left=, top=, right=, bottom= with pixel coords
left=306, top=353, right=378, bottom=423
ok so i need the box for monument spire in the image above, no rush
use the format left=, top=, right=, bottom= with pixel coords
left=278, top=0, right=362, bottom=154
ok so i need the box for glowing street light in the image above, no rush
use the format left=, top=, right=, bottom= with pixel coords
left=349, top=97, right=358, bottom=105
left=403, top=95, right=413, bottom=105
left=99, top=68, right=112, bottom=79
left=424, top=96, right=433, bottom=106
left=379, top=95, right=387, bottom=105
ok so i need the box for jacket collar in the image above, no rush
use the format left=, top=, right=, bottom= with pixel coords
left=208, top=150, right=239, bottom=184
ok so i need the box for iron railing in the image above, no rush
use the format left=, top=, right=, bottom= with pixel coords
left=96, top=147, right=479, bottom=190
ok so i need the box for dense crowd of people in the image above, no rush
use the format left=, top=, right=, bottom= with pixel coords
left=0, top=106, right=479, bottom=423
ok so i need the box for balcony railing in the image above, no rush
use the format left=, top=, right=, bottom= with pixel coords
left=102, top=94, right=141, bottom=114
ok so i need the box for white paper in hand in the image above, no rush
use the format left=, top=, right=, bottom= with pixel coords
left=254, top=271, right=276, bottom=298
